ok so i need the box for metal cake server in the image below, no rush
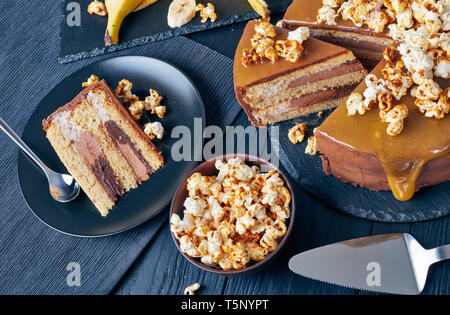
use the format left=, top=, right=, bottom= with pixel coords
left=0, top=117, right=80, bottom=202
left=289, top=233, right=450, bottom=295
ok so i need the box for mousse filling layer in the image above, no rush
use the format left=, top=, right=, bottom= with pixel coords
left=311, top=34, right=388, bottom=52
left=76, top=131, right=124, bottom=201
left=104, top=120, right=153, bottom=183
left=288, top=61, right=364, bottom=89
left=289, top=84, right=358, bottom=108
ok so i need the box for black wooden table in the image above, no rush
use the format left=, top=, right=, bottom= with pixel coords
left=112, top=22, right=450, bottom=295
left=0, top=1, right=448, bottom=294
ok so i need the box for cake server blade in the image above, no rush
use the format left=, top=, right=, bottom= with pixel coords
left=289, top=233, right=450, bottom=295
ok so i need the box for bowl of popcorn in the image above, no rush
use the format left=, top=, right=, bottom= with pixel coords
left=170, top=154, right=295, bottom=276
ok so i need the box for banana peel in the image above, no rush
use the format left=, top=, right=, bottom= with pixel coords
left=247, top=0, right=270, bottom=18
left=104, top=0, right=146, bottom=46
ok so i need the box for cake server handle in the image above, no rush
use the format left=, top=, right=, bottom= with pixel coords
left=0, top=117, right=49, bottom=175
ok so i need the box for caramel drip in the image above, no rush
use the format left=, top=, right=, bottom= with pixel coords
left=318, top=61, right=450, bottom=200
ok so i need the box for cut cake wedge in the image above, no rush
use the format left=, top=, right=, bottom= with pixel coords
left=43, top=80, right=164, bottom=216
left=281, top=0, right=394, bottom=68
left=234, top=20, right=367, bottom=126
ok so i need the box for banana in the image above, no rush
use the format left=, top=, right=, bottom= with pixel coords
left=247, top=0, right=270, bottom=18
left=104, top=0, right=143, bottom=46
left=167, top=0, right=196, bottom=28
left=133, top=0, right=159, bottom=12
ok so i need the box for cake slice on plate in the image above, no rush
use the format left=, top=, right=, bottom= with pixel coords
left=234, top=19, right=367, bottom=126
left=43, top=80, right=164, bottom=216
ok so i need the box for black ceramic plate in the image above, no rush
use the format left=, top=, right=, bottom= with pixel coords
left=17, top=56, right=205, bottom=236
left=271, top=111, right=450, bottom=223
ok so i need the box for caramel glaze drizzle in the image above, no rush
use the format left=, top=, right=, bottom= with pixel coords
left=318, top=61, right=450, bottom=201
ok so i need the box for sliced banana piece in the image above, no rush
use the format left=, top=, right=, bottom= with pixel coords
left=167, top=0, right=196, bottom=28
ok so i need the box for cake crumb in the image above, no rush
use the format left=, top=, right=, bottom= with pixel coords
left=184, top=283, right=201, bottom=295
left=317, top=111, right=323, bottom=118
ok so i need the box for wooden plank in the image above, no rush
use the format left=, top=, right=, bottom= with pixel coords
left=114, top=220, right=227, bottom=295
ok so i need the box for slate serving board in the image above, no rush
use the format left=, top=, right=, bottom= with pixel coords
left=60, top=0, right=292, bottom=63
left=271, top=111, right=450, bottom=223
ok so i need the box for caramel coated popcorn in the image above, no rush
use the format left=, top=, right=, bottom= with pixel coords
left=195, top=3, right=217, bottom=23
left=128, top=100, right=145, bottom=121
left=184, top=283, right=201, bottom=295
left=241, top=22, right=309, bottom=67
left=171, top=158, right=291, bottom=271
left=144, top=89, right=166, bottom=118
left=288, top=123, right=308, bottom=144
left=317, top=6, right=338, bottom=25
left=318, top=0, right=449, bottom=35
left=87, top=0, right=107, bottom=16
left=144, top=121, right=164, bottom=140
left=274, top=39, right=304, bottom=63
left=115, top=79, right=139, bottom=105
left=379, top=104, right=409, bottom=136
left=346, top=92, right=368, bottom=115
left=254, top=21, right=277, bottom=38
left=413, top=84, right=449, bottom=118
left=305, top=136, right=318, bottom=155
left=115, top=79, right=167, bottom=122
left=82, top=74, right=99, bottom=87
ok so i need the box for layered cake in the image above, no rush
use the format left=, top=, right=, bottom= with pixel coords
left=315, top=43, right=449, bottom=201
left=234, top=20, right=367, bottom=126
left=281, top=0, right=395, bottom=68
left=43, top=80, right=164, bottom=216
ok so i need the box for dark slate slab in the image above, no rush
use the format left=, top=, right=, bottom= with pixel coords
left=272, top=111, right=450, bottom=223
left=59, top=0, right=292, bottom=63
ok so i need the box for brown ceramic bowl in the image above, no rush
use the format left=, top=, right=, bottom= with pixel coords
left=169, top=153, right=295, bottom=276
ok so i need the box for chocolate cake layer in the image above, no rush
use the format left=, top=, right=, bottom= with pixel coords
left=289, top=83, right=358, bottom=108
left=316, top=60, right=450, bottom=201
left=105, top=120, right=153, bottom=183
left=76, top=131, right=124, bottom=201
left=287, top=61, right=362, bottom=88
